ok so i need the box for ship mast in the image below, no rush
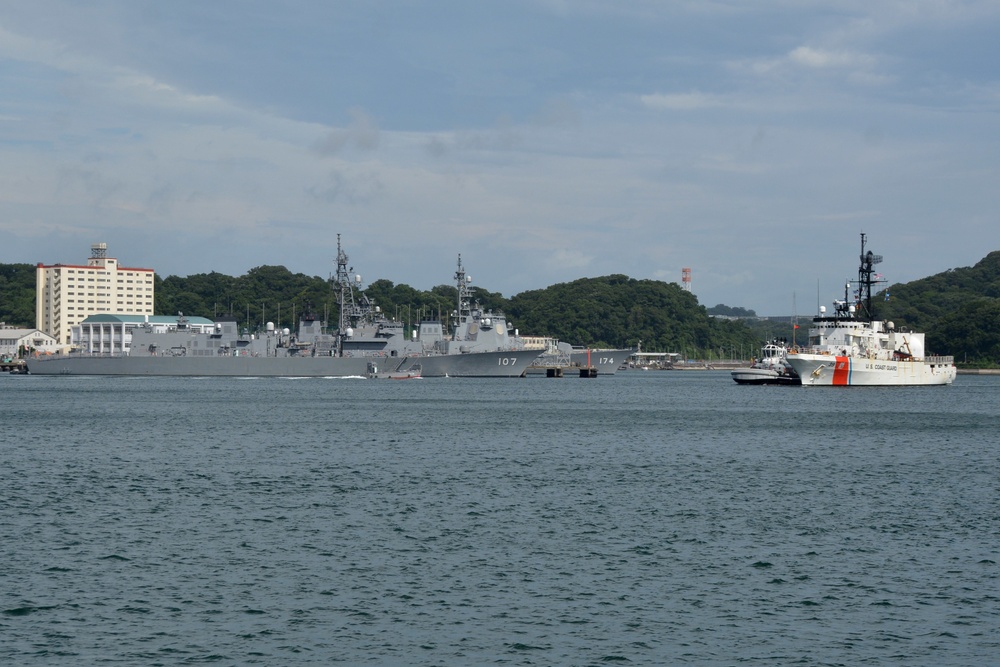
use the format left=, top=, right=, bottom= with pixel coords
left=453, top=254, right=472, bottom=328
left=334, top=234, right=369, bottom=355
left=854, top=232, right=885, bottom=322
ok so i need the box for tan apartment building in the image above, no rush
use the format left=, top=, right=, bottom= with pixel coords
left=36, top=243, right=155, bottom=347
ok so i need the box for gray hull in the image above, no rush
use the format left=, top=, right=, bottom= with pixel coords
left=39, top=240, right=544, bottom=379
left=569, top=349, right=632, bottom=375
left=394, top=351, right=537, bottom=378
left=27, top=349, right=538, bottom=378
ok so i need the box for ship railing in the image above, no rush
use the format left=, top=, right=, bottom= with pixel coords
left=529, top=351, right=572, bottom=368
left=61, top=351, right=129, bottom=358
left=926, top=355, right=954, bottom=364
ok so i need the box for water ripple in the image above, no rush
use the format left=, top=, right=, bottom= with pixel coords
left=2, top=372, right=999, bottom=665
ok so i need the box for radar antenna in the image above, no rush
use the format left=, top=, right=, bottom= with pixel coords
left=854, top=232, right=886, bottom=321
left=334, top=234, right=375, bottom=355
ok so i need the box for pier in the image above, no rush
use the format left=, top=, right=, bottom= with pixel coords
left=524, top=363, right=599, bottom=378
left=2, top=359, right=28, bottom=374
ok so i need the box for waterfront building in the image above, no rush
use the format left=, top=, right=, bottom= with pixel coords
left=72, top=314, right=215, bottom=355
left=0, top=325, right=59, bottom=358
left=519, top=335, right=558, bottom=352
left=35, top=243, right=155, bottom=346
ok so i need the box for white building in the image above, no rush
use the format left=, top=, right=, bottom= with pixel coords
left=0, top=326, right=59, bottom=358
left=36, top=243, right=155, bottom=347
left=519, top=335, right=559, bottom=352
left=73, top=314, right=215, bottom=355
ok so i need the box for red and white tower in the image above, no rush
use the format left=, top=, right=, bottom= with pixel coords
left=681, top=267, right=692, bottom=292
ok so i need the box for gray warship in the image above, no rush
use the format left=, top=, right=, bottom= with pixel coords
left=528, top=343, right=634, bottom=376
left=27, top=237, right=542, bottom=378
left=562, top=345, right=633, bottom=375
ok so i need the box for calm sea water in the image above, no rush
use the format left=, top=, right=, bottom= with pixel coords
left=1, top=371, right=997, bottom=666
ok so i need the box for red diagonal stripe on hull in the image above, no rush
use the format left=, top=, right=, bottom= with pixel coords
left=833, top=356, right=850, bottom=385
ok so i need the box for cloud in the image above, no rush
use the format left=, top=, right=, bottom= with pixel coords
left=788, top=46, right=875, bottom=70
left=1, top=1, right=998, bottom=318
left=424, top=135, right=449, bottom=158
left=549, top=249, right=593, bottom=271
left=532, top=96, right=581, bottom=127
left=313, top=107, right=381, bottom=156
left=306, top=167, right=385, bottom=206
left=640, top=92, right=726, bottom=111
left=731, top=44, right=884, bottom=87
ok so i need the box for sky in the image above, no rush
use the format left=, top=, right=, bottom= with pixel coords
left=2, top=0, right=999, bottom=317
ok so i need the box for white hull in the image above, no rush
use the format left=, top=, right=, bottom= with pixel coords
left=731, top=340, right=800, bottom=385
left=784, top=233, right=957, bottom=387
left=786, top=353, right=956, bottom=386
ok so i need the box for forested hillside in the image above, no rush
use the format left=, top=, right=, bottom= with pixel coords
left=155, top=266, right=334, bottom=325
left=158, top=268, right=762, bottom=356
left=4, top=252, right=998, bottom=365
left=879, top=251, right=1000, bottom=365
left=507, top=275, right=757, bottom=356
left=0, top=264, right=36, bottom=326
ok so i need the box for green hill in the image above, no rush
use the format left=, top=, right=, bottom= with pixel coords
left=507, top=274, right=757, bottom=357
left=879, top=251, right=1000, bottom=366
left=0, top=264, right=36, bottom=327
left=4, top=251, right=999, bottom=365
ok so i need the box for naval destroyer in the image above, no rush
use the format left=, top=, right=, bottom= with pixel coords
left=27, top=237, right=541, bottom=378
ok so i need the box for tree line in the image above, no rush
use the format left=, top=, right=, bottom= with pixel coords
left=878, top=250, right=1000, bottom=367
left=157, top=268, right=764, bottom=360
left=3, top=252, right=999, bottom=365
left=0, top=264, right=36, bottom=326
